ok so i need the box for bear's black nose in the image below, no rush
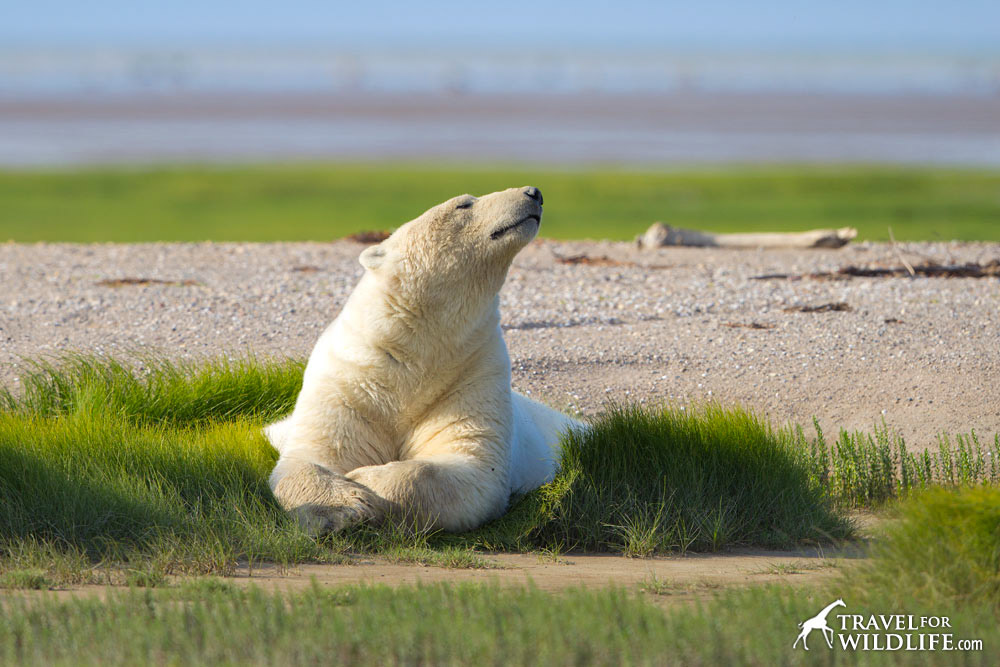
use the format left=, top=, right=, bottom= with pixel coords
left=523, top=186, right=543, bottom=205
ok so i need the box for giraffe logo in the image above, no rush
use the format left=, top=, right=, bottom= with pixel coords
left=793, top=599, right=847, bottom=650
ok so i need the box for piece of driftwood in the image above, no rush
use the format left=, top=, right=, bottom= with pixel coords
left=551, top=252, right=673, bottom=269
left=753, top=259, right=1000, bottom=281
left=636, top=223, right=857, bottom=249
left=723, top=321, right=776, bottom=330
left=554, top=253, right=634, bottom=267
left=97, top=278, right=198, bottom=287
left=346, top=230, right=392, bottom=244
left=783, top=302, right=852, bottom=313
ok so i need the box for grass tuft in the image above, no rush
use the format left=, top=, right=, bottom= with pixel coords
left=457, top=403, right=851, bottom=553
left=2, top=353, right=303, bottom=425
left=0, top=412, right=330, bottom=577
left=851, top=486, right=1000, bottom=610
left=124, top=567, right=167, bottom=588
left=0, top=569, right=51, bottom=590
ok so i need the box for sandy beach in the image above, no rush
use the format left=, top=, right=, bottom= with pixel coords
left=2, top=239, right=997, bottom=448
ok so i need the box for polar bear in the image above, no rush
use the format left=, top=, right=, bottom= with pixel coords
left=264, top=186, right=581, bottom=533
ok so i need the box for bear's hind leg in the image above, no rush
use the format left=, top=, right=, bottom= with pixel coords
left=270, top=458, right=390, bottom=534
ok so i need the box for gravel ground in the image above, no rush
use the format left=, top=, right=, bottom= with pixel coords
left=2, top=240, right=998, bottom=448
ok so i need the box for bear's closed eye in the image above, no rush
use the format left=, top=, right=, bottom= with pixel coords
left=456, top=200, right=474, bottom=209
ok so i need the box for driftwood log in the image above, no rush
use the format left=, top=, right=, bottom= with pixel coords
left=636, top=223, right=857, bottom=249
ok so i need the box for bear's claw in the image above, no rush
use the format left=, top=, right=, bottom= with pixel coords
left=289, top=502, right=371, bottom=534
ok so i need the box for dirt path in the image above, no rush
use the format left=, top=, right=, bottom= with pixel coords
left=11, top=545, right=863, bottom=610
left=239, top=548, right=855, bottom=601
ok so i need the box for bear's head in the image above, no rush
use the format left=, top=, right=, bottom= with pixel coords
left=358, top=186, right=543, bottom=316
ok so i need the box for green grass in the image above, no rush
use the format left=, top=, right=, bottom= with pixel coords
left=2, top=164, right=999, bottom=242
left=1, top=354, right=304, bottom=424
left=2, top=489, right=996, bottom=665
left=854, top=486, right=1000, bottom=610
left=0, top=569, right=50, bottom=590
left=0, top=413, right=333, bottom=576
left=0, top=582, right=686, bottom=666
left=2, top=353, right=998, bottom=584
left=1, top=583, right=991, bottom=666
left=0, top=354, right=852, bottom=581
left=804, top=420, right=1000, bottom=509
left=461, top=403, right=849, bottom=554
left=0, top=355, right=322, bottom=577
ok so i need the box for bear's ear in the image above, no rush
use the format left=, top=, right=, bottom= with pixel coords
left=359, top=244, right=387, bottom=271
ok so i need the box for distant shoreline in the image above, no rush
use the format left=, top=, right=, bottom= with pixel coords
left=2, top=90, right=999, bottom=166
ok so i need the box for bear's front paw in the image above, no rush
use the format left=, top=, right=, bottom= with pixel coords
left=272, top=462, right=388, bottom=534
left=288, top=501, right=372, bottom=535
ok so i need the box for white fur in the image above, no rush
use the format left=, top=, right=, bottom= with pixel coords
left=264, top=187, right=582, bottom=533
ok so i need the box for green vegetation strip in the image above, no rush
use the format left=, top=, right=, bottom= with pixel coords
left=3, top=164, right=999, bottom=242
left=1, top=355, right=996, bottom=580
left=2, top=488, right=996, bottom=665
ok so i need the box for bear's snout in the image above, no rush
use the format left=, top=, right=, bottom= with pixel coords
left=522, top=186, right=543, bottom=205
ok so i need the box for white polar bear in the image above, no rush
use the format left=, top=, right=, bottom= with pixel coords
left=264, top=186, right=581, bottom=533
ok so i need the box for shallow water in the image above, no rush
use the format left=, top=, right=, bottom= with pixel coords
left=2, top=91, right=999, bottom=166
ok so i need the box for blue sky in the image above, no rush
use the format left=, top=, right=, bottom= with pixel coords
left=4, top=0, right=1000, bottom=52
